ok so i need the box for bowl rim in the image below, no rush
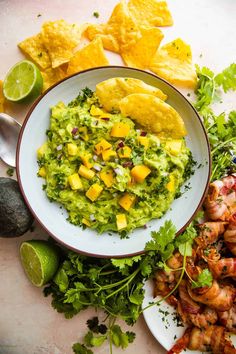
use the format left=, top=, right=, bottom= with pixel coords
left=16, top=65, right=212, bottom=258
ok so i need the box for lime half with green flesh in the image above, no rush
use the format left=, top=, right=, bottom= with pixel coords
left=3, top=60, right=43, bottom=103
left=20, top=240, right=60, bottom=287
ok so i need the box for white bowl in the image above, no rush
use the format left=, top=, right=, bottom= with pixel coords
left=16, top=66, right=211, bottom=258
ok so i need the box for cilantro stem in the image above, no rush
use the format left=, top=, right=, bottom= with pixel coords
left=142, top=243, right=187, bottom=313
left=211, top=137, right=236, bottom=155
left=105, top=268, right=140, bottom=299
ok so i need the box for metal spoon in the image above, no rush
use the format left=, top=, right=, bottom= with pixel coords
left=0, top=113, right=21, bottom=167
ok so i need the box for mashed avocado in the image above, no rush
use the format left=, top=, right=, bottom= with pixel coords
left=37, top=88, right=193, bottom=236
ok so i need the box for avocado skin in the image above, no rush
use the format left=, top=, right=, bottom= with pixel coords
left=0, top=177, right=34, bottom=237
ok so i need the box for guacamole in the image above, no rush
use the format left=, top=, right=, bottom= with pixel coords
left=37, top=88, right=193, bottom=235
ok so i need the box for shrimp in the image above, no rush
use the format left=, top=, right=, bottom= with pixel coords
left=224, top=218, right=236, bottom=255
left=195, top=221, right=227, bottom=248
left=167, top=327, right=191, bottom=354
left=187, top=280, right=236, bottom=311
left=218, top=304, right=236, bottom=334
left=188, top=306, right=218, bottom=329
left=153, top=270, right=178, bottom=307
left=208, top=258, right=236, bottom=279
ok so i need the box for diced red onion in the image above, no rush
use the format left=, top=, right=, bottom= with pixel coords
left=93, top=164, right=101, bottom=171
left=71, top=127, right=78, bottom=135
left=143, top=224, right=147, bottom=229
left=93, top=155, right=98, bottom=161
left=117, top=141, right=124, bottom=148
left=101, top=117, right=110, bottom=121
left=73, top=135, right=80, bottom=140
left=140, top=131, right=147, bottom=136
left=89, top=214, right=96, bottom=222
left=122, top=161, right=133, bottom=168
left=56, top=144, right=63, bottom=151
left=114, top=167, right=123, bottom=175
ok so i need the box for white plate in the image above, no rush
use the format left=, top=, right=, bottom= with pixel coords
left=16, top=66, right=211, bottom=258
left=143, top=279, right=236, bottom=353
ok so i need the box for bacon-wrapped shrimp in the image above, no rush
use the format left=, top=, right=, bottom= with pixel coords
left=204, top=175, right=236, bottom=221
left=187, top=280, right=236, bottom=312
left=208, top=258, right=236, bottom=279
left=218, top=304, right=236, bottom=334
left=224, top=218, right=236, bottom=255
left=195, top=221, right=227, bottom=249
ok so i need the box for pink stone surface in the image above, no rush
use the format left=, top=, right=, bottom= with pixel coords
left=0, top=1, right=236, bottom=353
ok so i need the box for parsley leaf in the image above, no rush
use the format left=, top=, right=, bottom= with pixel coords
left=72, top=343, right=93, bottom=354
left=191, top=269, right=213, bottom=288
left=215, top=63, right=236, bottom=92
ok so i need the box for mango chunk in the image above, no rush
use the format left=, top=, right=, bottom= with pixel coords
left=37, top=142, right=48, bottom=158
left=118, top=146, right=132, bottom=158
left=68, top=173, right=83, bottom=190
left=67, top=143, right=78, bottom=156
left=116, top=214, right=127, bottom=230
left=78, top=165, right=95, bottom=180
left=102, top=149, right=117, bottom=161
left=90, top=105, right=104, bottom=116
left=165, top=140, right=182, bottom=156
left=38, top=166, right=47, bottom=178
left=166, top=174, right=176, bottom=192
left=119, top=193, right=136, bottom=211
left=95, top=139, right=112, bottom=155
left=100, top=169, right=114, bottom=188
left=80, top=153, right=93, bottom=169
left=110, top=122, right=130, bottom=137
left=137, top=136, right=149, bottom=149
left=86, top=183, right=103, bottom=201
left=131, top=165, right=151, bottom=183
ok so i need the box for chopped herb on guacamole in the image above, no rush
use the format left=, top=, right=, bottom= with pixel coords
left=37, top=88, right=193, bottom=235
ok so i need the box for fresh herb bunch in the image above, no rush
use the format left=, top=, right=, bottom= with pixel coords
left=195, top=64, right=236, bottom=180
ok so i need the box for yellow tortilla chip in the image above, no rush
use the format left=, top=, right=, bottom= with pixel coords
left=67, top=37, right=109, bottom=75
left=96, top=77, right=167, bottom=112
left=41, top=20, right=83, bottom=68
left=18, top=33, right=51, bottom=70
left=150, top=38, right=197, bottom=88
left=41, top=66, right=67, bottom=91
left=86, top=0, right=141, bottom=53
left=121, top=26, right=164, bottom=69
left=128, top=0, right=173, bottom=27
left=0, top=80, right=5, bottom=112
left=119, top=93, right=187, bottom=138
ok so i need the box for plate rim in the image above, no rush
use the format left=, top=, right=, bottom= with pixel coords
left=16, top=65, right=212, bottom=258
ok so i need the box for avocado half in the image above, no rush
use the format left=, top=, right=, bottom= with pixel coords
left=0, top=177, right=34, bottom=237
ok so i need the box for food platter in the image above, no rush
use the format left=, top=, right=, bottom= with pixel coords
left=142, top=279, right=236, bottom=353
left=16, top=66, right=211, bottom=258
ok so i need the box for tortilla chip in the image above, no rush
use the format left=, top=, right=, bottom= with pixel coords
left=86, top=0, right=141, bottom=53
left=41, top=66, right=67, bottom=91
left=41, top=20, right=82, bottom=68
left=128, top=0, right=173, bottom=27
left=150, top=38, right=197, bottom=88
left=96, top=77, right=167, bottom=112
left=0, top=80, right=5, bottom=112
left=67, top=37, right=109, bottom=75
left=121, top=26, right=164, bottom=69
left=18, top=33, right=51, bottom=70
left=119, top=93, right=187, bottom=138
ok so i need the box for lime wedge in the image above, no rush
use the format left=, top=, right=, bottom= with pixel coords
left=20, top=240, right=60, bottom=287
left=3, top=60, right=43, bottom=103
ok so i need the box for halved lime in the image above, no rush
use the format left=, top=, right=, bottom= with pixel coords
left=3, top=60, right=43, bottom=103
left=20, top=240, right=60, bottom=287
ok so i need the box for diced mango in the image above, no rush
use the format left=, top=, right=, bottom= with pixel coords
left=68, top=173, right=83, bottom=190
left=131, top=165, right=151, bottom=183
left=90, top=105, right=104, bottom=116
left=79, top=127, right=89, bottom=141
left=80, top=153, right=93, bottom=169
left=100, top=169, right=114, bottom=188
left=67, top=143, right=78, bottom=156
left=82, top=218, right=91, bottom=227
left=38, top=166, right=47, bottom=178
left=110, top=122, right=130, bottom=137
left=116, top=214, right=127, bottom=230
left=118, top=193, right=136, bottom=211
left=138, top=136, right=149, bottom=149
left=95, top=139, right=112, bottom=155
left=118, top=146, right=132, bottom=158
left=78, top=165, right=95, bottom=180
left=102, top=149, right=117, bottom=161
left=166, top=174, right=176, bottom=192
left=165, top=140, right=182, bottom=156
left=86, top=183, right=103, bottom=201
left=37, top=142, right=48, bottom=158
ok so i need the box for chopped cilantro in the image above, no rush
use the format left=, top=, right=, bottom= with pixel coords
left=93, top=11, right=99, bottom=18
left=6, top=167, right=14, bottom=176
